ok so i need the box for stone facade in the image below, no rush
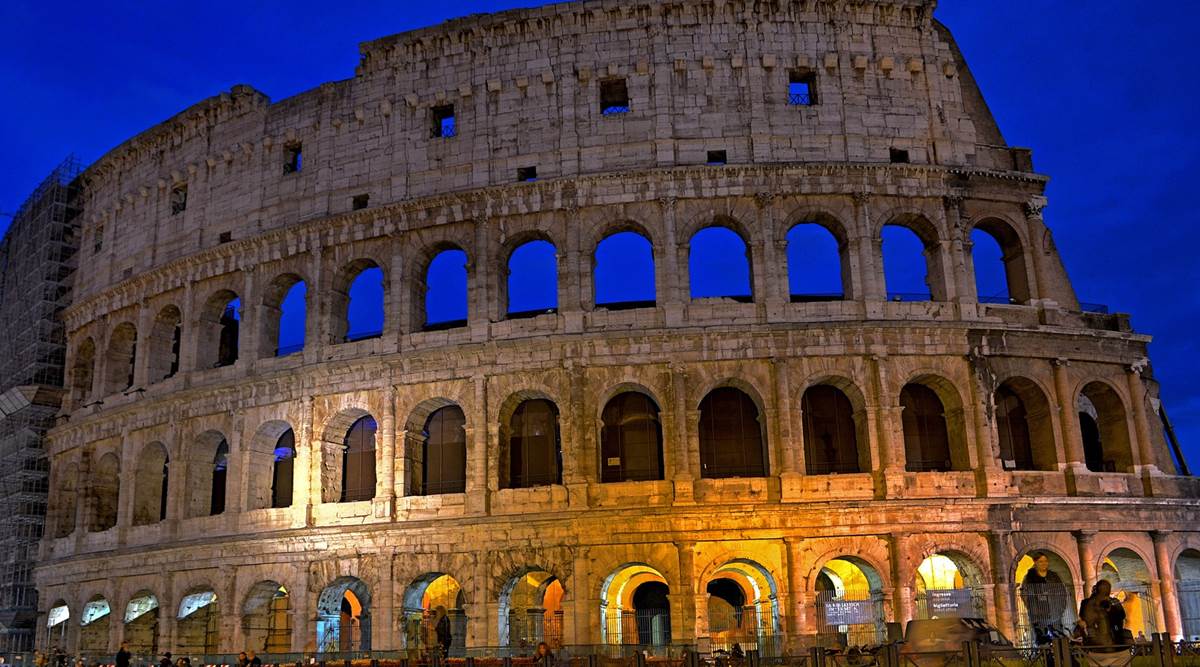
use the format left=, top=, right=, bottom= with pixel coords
left=36, top=0, right=1200, bottom=658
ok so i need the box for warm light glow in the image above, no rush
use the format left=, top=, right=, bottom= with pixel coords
left=917, top=554, right=963, bottom=590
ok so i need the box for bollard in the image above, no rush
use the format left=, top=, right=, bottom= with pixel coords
left=747, top=650, right=759, bottom=667
left=686, top=650, right=699, bottom=667
left=587, top=655, right=599, bottom=667
left=503, top=657, right=513, bottom=667
left=808, top=646, right=824, bottom=667
left=635, top=651, right=646, bottom=667
left=466, top=658, right=476, bottom=667
left=961, top=641, right=979, bottom=667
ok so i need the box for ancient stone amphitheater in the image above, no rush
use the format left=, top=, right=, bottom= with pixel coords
left=36, top=0, right=1200, bottom=660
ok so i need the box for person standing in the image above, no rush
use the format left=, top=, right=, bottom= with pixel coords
left=159, top=651, right=173, bottom=667
left=434, top=606, right=452, bottom=658
left=1076, top=579, right=1128, bottom=666
left=115, top=642, right=131, bottom=667
left=1021, top=553, right=1068, bottom=645
left=247, top=651, right=262, bottom=667
left=533, top=642, right=555, bottom=667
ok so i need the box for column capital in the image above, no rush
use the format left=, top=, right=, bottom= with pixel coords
left=1052, top=357, right=1071, bottom=368
left=1150, top=529, right=1173, bottom=544
left=1073, top=529, right=1097, bottom=543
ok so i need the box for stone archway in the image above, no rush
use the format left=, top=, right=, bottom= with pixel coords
left=400, top=573, right=467, bottom=658
left=813, top=556, right=887, bottom=648
left=1013, top=549, right=1076, bottom=647
left=600, top=563, right=672, bottom=648
left=315, top=576, right=371, bottom=653
left=913, top=551, right=986, bottom=620
left=242, top=581, right=291, bottom=654
left=702, top=559, right=782, bottom=655
left=498, top=569, right=565, bottom=651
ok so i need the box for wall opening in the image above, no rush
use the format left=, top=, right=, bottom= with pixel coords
left=424, top=249, right=468, bottom=330
left=699, top=387, right=767, bottom=479
left=1100, top=548, right=1157, bottom=639
left=600, top=391, right=664, bottom=483
left=147, top=306, right=182, bottom=383
left=507, top=240, right=558, bottom=318
left=401, top=574, right=466, bottom=657
left=243, top=582, right=292, bottom=654
left=176, top=589, right=219, bottom=655
left=882, top=224, right=934, bottom=302
left=787, top=223, right=846, bottom=302
left=335, top=262, right=384, bottom=343
left=600, top=564, right=671, bottom=647
left=88, top=453, right=120, bottom=533
left=1014, top=550, right=1075, bottom=647
left=913, top=552, right=985, bottom=619
left=1077, top=382, right=1134, bottom=472
left=79, top=596, right=111, bottom=654
left=123, top=592, right=159, bottom=654
left=689, top=226, right=752, bottom=302
left=132, top=443, right=169, bottom=526
left=503, top=399, right=562, bottom=489
left=316, top=577, right=371, bottom=653
left=341, top=415, right=378, bottom=503
left=802, top=385, right=864, bottom=474
left=815, top=557, right=886, bottom=648
left=499, top=570, right=565, bottom=650
left=995, top=378, right=1057, bottom=471
left=594, top=231, right=655, bottom=309
left=261, top=275, right=306, bottom=358
left=102, top=322, right=137, bottom=394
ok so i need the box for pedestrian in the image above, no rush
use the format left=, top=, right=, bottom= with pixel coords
left=115, top=642, right=131, bottom=667
left=247, top=650, right=262, bottom=667
left=159, top=651, right=173, bottom=667
left=237, top=653, right=249, bottom=667
left=1075, top=580, right=1129, bottom=666
left=533, top=642, right=555, bottom=667
left=34, top=651, right=47, bottom=667
left=1021, top=552, right=1068, bottom=645
left=434, top=606, right=452, bottom=658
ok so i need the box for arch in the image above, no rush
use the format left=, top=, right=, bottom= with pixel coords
left=69, top=337, right=96, bottom=407
left=881, top=214, right=944, bottom=302
left=335, top=259, right=385, bottom=343
left=79, top=595, right=112, bottom=654
left=242, top=581, right=292, bottom=654
left=315, top=576, right=371, bottom=653
left=913, top=551, right=987, bottom=619
left=1078, top=381, right=1134, bottom=472
left=801, top=384, right=866, bottom=474
left=244, top=420, right=295, bottom=511
left=971, top=217, right=1031, bottom=304
left=123, top=591, right=159, bottom=654
left=184, top=431, right=229, bottom=518
left=786, top=219, right=849, bottom=301
left=698, top=386, right=768, bottom=479
left=341, top=414, right=378, bottom=503
left=197, top=289, right=240, bottom=369
left=502, top=397, right=562, bottom=489
left=102, top=322, right=138, bottom=395
left=594, top=230, right=656, bottom=308
left=146, top=305, right=182, bottom=383
left=900, top=376, right=969, bottom=472
left=46, top=599, right=69, bottom=651
left=813, top=556, right=887, bottom=648
left=51, top=463, right=78, bottom=538
left=132, top=442, right=169, bottom=526
left=600, top=391, right=664, bottom=483
left=600, top=563, right=672, bottom=647
left=260, top=273, right=307, bottom=358
left=1013, top=549, right=1076, bottom=647
left=1099, top=546, right=1157, bottom=638
left=424, top=247, right=469, bottom=329
left=506, top=239, right=558, bottom=317
left=690, top=225, right=752, bottom=301
left=400, top=573, right=468, bottom=657
left=702, top=559, right=782, bottom=654
left=401, top=399, right=468, bottom=496
left=995, top=377, right=1057, bottom=471
left=176, top=587, right=220, bottom=655
left=88, top=453, right=120, bottom=533
left=1175, top=549, right=1200, bottom=639
left=498, top=569, right=566, bottom=650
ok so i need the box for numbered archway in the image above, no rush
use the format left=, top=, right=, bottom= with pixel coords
left=703, top=559, right=782, bottom=655
left=400, top=573, right=467, bottom=658
left=242, top=581, right=292, bottom=654
left=814, top=557, right=886, bottom=648
left=1013, top=551, right=1076, bottom=647
left=1100, top=548, right=1157, bottom=639
left=499, top=569, right=565, bottom=651
left=600, top=564, right=672, bottom=647
left=79, top=596, right=112, bottom=655
left=913, top=552, right=985, bottom=620
left=315, top=577, right=371, bottom=653
left=176, top=588, right=219, bottom=656
left=123, top=592, right=159, bottom=655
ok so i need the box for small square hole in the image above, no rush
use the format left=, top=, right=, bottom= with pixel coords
left=352, top=193, right=370, bottom=210
left=706, top=150, right=727, bottom=165
left=788, top=70, right=817, bottom=106
left=170, top=184, right=188, bottom=215
left=283, top=143, right=302, bottom=174
left=218, top=231, right=232, bottom=244
left=600, top=78, right=630, bottom=115
left=517, top=166, right=537, bottom=182
left=431, top=105, right=456, bottom=138
left=889, top=148, right=910, bottom=164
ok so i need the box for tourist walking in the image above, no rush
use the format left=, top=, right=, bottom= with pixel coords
left=1075, top=580, right=1129, bottom=667
left=533, top=642, right=555, bottom=667
left=247, top=650, right=262, bottom=667
left=115, top=642, right=131, bottom=667
left=434, top=606, right=452, bottom=658
left=159, top=651, right=173, bottom=667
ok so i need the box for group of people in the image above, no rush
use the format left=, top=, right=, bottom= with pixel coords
left=1021, top=552, right=1137, bottom=653
left=111, top=642, right=264, bottom=667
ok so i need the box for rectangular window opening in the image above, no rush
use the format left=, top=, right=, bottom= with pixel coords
left=218, top=231, right=232, bottom=244
left=600, top=78, right=630, bottom=115
left=93, top=226, right=103, bottom=254
left=517, top=166, right=538, bottom=182
left=283, top=143, right=302, bottom=174
left=890, top=148, right=910, bottom=164
left=170, top=184, right=188, bottom=215
left=706, top=150, right=728, bottom=166
left=352, top=193, right=370, bottom=210
left=788, top=70, right=817, bottom=106
left=431, top=104, right=456, bottom=138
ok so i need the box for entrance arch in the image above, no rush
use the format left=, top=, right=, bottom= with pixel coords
left=316, top=577, right=371, bottom=653
left=1100, top=548, right=1157, bottom=638
left=1176, top=549, right=1200, bottom=640
left=45, top=600, right=69, bottom=650
left=123, top=592, right=159, bottom=655
left=79, top=596, right=111, bottom=655
left=242, top=581, right=291, bottom=654
left=703, top=559, right=781, bottom=655
left=176, top=588, right=219, bottom=656
left=913, top=552, right=986, bottom=619
left=499, top=570, right=565, bottom=651
left=400, top=573, right=467, bottom=658
left=1013, top=550, right=1076, bottom=647
left=600, top=564, right=672, bottom=648
left=814, top=557, right=886, bottom=647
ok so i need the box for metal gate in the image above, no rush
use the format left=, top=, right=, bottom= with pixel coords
left=815, top=588, right=886, bottom=648
left=401, top=609, right=468, bottom=657
left=1179, top=580, right=1200, bottom=641
left=1013, top=581, right=1076, bottom=647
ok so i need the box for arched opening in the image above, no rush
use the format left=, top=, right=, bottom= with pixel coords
left=425, top=249, right=468, bottom=330
left=1078, top=382, right=1134, bottom=472
left=704, top=560, right=782, bottom=655
left=698, top=387, right=767, bottom=479
left=197, top=290, right=240, bottom=369
left=69, top=338, right=96, bottom=407
left=882, top=222, right=939, bottom=302
left=132, top=443, right=169, bottom=526
left=600, top=564, right=672, bottom=647
left=401, top=573, right=467, bottom=658
left=341, top=415, right=378, bottom=503
left=419, top=405, right=467, bottom=495
left=147, top=306, right=182, bottom=383
left=89, top=453, right=120, bottom=532
left=1174, top=549, right=1200, bottom=640
left=1014, top=550, right=1076, bottom=647
left=600, top=391, right=664, bottom=483
left=261, top=274, right=306, bottom=358
left=176, top=588, right=220, bottom=655
left=787, top=222, right=847, bottom=302
left=802, top=385, right=865, bottom=474
left=79, top=596, right=111, bottom=654
left=335, top=261, right=385, bottom=343
left=244, top=421, right=294, bottom=511
left=102, top=322, right=138, bottom=394
left=123, top=592, right=159, bottom=654
left=913, top=552, right=986, bottom=619
left=900, top=381, right=968, bottom=472
left=184, top=431, right=229, bottom=518
left=45, top=600, right=69, bottom=651
left=316, top=577, right=371, bottom=653
left=971, top=220, right=1030, bottom=305
left=242, top=581, right=292, bottom=654
left=499, top=570, right=565, bottom=651
left=52, top=463, right=78, bottom=538
left=814, top=557, right=886, bottom=648
left=1100, top=548, right=1157, bottom=639
left=507, top=240, right=558, bottom=317
left=689, top=226, right=752, bottom=302
left=995, top=378, right=1057, bottom=471
left=502, top=398, right=562, bottom=489
left=594, top=230, right=656, bottom=309
left=271, top=429, right=296, bottom=508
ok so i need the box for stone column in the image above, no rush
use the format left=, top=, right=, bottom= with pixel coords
left=239, top=270, right=258, bottom=375
left=1053, top=359, right=1086, bottom=469
left=671, top=364, right=695, bottom=502
left=783, top=537, right=806, bottom=645
left=466, top=375, right=490, bottom=515
left=674, top=541, right=697, bottom=643
left=376, top=386, right=397, bottom=518
left=1022, top=200, right=1050, bottom=305
left=1075, top=530, right=1098, bottom=589
left=987, top=531, right=1016, bottom=640
left=292, top=396, right=314, bottom=528
left=852, top=193, right=885, bottom=301
left=1126, top=366, right=1161, bottom=474
left=1152, top=531, right=1183, bottom=640
left=219, top=564, right=239, bottom=653
left=942, top=196, right=977, bottom=305
left=890, top=534, right=914, bottom=625
left=772, top=358, right=799, bottom=476
left=132, top=302, right=153, bottom=389
left=659, top=197, right=685, bottom=326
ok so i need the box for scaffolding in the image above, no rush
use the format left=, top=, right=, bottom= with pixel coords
left=0, top=156, right=82, bottom=652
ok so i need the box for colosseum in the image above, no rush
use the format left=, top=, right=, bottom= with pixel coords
left=35, top=0, right=1200, bottom=660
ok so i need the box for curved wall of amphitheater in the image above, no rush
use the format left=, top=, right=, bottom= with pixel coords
left=38, top=0, right=1200, bottom=657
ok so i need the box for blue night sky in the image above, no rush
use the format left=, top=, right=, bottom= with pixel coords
left=2, top=2, right=1198, bottom=466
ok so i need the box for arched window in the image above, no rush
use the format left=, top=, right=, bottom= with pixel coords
left=132, top=443, right=169, bottom=526
left=70, top=338, right=96, bottom=407
left=262, top=276, right=306, bottom=357
left=210, top=438, right=229, bottom=516
left=995, top=385, right=1034, bottom=470
left=198, top=291, right=240, bottom=369
left=689, top=227, right=752, bottom=301
left=505, top=399, right=561, bottom=488
left=507, top=240, right=557, bottom=317
left=1077, top=382, right=1134, bottom=472
left=147, top=306, right=182, bottom=383
left=972, top=220, right=1030, bottom=305
left=422, top=406, right=467, bottom=495
left=342, top=416, right=377, bottom=502
left=698, top=387, right=767, bottom=478
left=900, top=384, right=952, bottom=472
left=787, top=223, right=845, bottom=301
left=271, top=429, right=295, bottom=508
left=89, top=453, right=120, bottom=532
left=334, top=261, right=384, bottom=343
left=103, top=323, right=138, bottom=394
left=882, top=224, right=931, bottom=301
left=802, top=385, right=862, bottom=474
left=594, top=231, right=656, bottom=308
left=425, top=249, right=468, bottom=329
left=600, top=392, right=664, bottom=482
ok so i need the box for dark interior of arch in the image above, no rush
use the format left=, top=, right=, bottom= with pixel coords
left=342, top=415, right=378, bottom=502
left=211, top=438, right=229, bottom=515
left=215, top=296, right=241, bottom=368
left=631, top=581, right=672, bottom=645
left=787, top=223, right=843, bottom=300
left=275, top=280, right=307, bottom=355
left=507, top=240, right=557, bottom=316
left=595, top=231, right=656, bottom=308
left=272, top=428, right=296, bottom=508
left=996, top=385, right=1035, bottom=470
left=882, top=225, right=930, bottom=301
left=690, top=227, right=751, bottom=301
left=900, top=383, right=952, bottom=472
left=426, top=250, right=468, bottom=328
left=699, top=387, right=767, bottom=479
left=970, top=228, right=1009, bottom=303
left=423, top=405, right=467, bottom=494
left=345, top=266, right=385, bottom=341
left=600, top=392, right=664, bottom=483
left=802, top=385, right=861, bottom=474
left=507, top=399, right=562, bottom=488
